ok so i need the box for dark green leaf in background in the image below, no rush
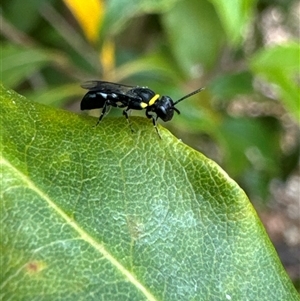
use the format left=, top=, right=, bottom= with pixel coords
left=209, top=71, right=254, bottom=100
left=102, top=0, right=180, bottom=37
left=220, top=117, right=281, bottom=177
left=219, top=116, right=282, bottom=201
left=162, top=0, right=224, bottom=76
left=209, top=0, right=257, bottom=46
left=250, top=43, right=300, bottom=123
left=3, top=0, right=44, bottom=32
left=1, top=85, right=299, bottom=300
left=23, top=83, right=82, bottom=108
left=1, top=44, right=56, bottom=88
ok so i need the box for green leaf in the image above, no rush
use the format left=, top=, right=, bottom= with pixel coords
left=161, top=0, right=224, bottom=75
left=209, top=0, right=257, bottom=46
left=2, top=43, right=58, bottom=88
left=220, top=117, right=281, bottom=176
left=3, top=0, right=43, bottom=32
left=250, top=42, right=300, bottom=123
left=114, top=52, right=183, bottom=83
left=1, top=85, right=298, bottom=300
left=102, top=0, right=180, bottom=36
left=23, top=83, right=83, bottom=107
left=209, top=71, right=254, bottom=100
left=218, top=116, right=282, bottom=201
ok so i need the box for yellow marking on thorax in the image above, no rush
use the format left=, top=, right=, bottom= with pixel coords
left=140, top=94, right=160, bottom=108
left=149, top=94, right=160, bottom=106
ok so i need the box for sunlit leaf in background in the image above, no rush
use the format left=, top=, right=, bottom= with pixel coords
left=100, top=38, right=116, bottom=77
left=64, top=0, right=105, bottom=43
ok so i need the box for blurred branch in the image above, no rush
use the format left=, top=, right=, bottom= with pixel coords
left=39, top=2, right=101, bottom=72
left=0, top=13, right=48, bottom=89
left=0, top=13, right=36, bottom=47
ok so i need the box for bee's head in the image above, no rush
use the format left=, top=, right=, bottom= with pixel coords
left=154, top=96, right=180, bottom=122
left=157, top=87, right=205, bottom=121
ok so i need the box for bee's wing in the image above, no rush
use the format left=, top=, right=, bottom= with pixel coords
left=81, top=80, right=135, bottom=95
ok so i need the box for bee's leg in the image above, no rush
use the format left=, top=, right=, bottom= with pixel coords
left=95, top=102, right=109, bottom=126
left=123, top=108, right=134, bottom=132
left=152, top=116, right=162, bottom=139
left=146, top=110, right=161, bottom=139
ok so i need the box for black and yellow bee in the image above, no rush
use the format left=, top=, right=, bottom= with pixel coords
left=81, top=81, right=203, bottom=137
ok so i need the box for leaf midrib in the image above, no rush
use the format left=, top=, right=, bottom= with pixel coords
left=1, top=156, right=157, bottom=301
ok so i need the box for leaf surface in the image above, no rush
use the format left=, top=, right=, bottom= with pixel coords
left=1, top=85, right=298, bottom=300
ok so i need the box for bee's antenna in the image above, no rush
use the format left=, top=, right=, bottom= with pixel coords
left=173, top=87, right=204, bottom=105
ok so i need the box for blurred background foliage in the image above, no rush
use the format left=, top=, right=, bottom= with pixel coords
left=1, top=0, right=299, bottom=287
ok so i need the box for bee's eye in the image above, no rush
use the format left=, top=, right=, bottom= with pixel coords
left=159, top=106, right=167, bottom=116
